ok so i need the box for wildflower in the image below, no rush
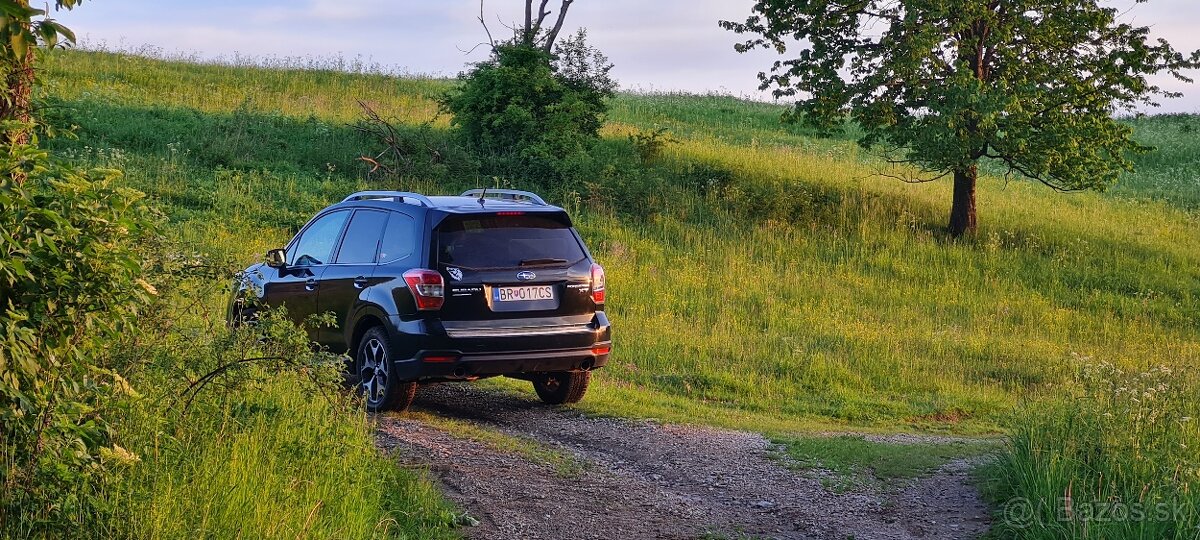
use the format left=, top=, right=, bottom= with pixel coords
left=100, top=444, right=141, bottom=467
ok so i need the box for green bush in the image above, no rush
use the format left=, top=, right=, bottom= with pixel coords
left=441, top=34, right=615, bottom=184
left=0, top=126, right=161, bottom=536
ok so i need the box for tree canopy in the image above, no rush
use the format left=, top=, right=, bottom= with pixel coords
left=445, top=2, right=615, bottom=183
left=722, top=1, right=1200, bottom=236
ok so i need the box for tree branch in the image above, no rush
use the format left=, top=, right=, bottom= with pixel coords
left=985, top=151, right=1085, bottom=193
left=477, top=0, right=496, bottom=51
left=542, top=0, right=573, bottom=53
left=525, top=0, right=533, bottom=39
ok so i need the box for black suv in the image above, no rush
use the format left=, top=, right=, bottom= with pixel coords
left=228, top=189, right=611, bottom=412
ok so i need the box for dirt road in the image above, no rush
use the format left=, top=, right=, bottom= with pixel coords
left=375, top=383, right=992, bottom=540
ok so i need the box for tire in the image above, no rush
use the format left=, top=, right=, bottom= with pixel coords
left=532, top=370, right=591, bottom=405
left=356, top=326, right=417, bottom=412
left=228, top=293, right=258, bottom=328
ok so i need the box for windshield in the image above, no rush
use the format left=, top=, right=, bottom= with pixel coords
left=437, top=214, right=585, bottom=270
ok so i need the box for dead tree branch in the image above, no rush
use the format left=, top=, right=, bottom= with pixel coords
left=476, top=0, right=577, bottom=52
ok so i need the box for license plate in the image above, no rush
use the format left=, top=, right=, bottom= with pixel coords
left=493, top=285, right=554, bottom=302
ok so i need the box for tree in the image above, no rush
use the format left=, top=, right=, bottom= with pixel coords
left=722, top=1, right=1200, bottom=236
left=474, top=0, right=575, bottom=53
left=0, top=0, right=81, bottom=152
left=521, top=0, right=573, bottom=51
left=445, top=2, right=615, bottom=178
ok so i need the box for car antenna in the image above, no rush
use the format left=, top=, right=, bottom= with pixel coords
left=477, top=187, right=488, bottom=206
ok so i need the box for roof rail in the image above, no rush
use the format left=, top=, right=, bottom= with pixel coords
left=342, top=191, right=434, bottom=207
left=460, top=189, right=548, bottom=206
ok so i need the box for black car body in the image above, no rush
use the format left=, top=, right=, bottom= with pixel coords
left=229, top=189, right=611, bottom=411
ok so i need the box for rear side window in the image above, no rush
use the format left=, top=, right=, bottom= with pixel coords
left=437, top=214, right=585, bottom=269
left=378, top=212, right=417, bottom=262
left=290, top=210, right=350, bottom=266
left=335, top=209, right=389, bottom=264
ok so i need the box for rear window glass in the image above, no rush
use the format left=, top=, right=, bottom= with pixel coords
left=334, top=209, right=388, bottom=264
left=378, top=212, right=416, bottom=262
left=437, top=214, right=585, bottom=269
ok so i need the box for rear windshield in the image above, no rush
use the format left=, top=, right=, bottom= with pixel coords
left=437, top=214, right=585, bottom=269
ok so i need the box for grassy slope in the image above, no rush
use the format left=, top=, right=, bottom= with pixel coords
left=41, top=50, right=1200, bottom=438
left=36, top=52, right=461, bottom=540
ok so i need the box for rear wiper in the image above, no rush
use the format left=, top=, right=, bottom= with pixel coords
left=518, top=258, right=568, bottom=267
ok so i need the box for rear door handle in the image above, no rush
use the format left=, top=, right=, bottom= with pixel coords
left=353, top=276, right=368, bottom=289
left=305, top=278, right=318, bottom=291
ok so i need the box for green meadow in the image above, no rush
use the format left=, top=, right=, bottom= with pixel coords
left=32, top=48, right=1200, bottom=537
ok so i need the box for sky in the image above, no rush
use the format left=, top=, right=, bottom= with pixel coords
left=57, top=0, right=1200, bottom=113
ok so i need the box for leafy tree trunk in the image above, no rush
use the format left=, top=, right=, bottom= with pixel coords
left=1, top=0, right=36, bottom=186
left=1, top=46, right=35, bottom=143
left=949, top=164, right=978, bottom=237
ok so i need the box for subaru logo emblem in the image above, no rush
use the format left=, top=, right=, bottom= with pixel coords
left=516, top=270, right=536, bottom=281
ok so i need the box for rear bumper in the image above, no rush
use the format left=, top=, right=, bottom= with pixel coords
left=385, top=312, right=612, bottom=382
left=391, top=344, right=611, bottom=381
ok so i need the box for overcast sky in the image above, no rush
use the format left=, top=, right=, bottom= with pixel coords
left=58, top=0, right=1200, bottom=112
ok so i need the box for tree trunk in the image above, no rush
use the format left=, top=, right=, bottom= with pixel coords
left=1, top=16, right=36, bottom=185
left=948, top=164, right=977, bottom=237
left=1, top=47, right=35, bottom=132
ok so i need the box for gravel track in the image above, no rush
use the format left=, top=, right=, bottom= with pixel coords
left=375, top=383, right=992, bottom=540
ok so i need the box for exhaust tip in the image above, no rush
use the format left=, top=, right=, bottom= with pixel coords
left=452, top=367, right=468, bottom=378
left=581, top=359, right=595, bottom=371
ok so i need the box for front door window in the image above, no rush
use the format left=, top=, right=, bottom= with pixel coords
left=290, top=210, right=350, bottom=266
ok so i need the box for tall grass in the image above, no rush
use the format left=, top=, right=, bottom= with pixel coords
left=986, top=360, right=1199, bottom=538
left=78, top=270, right=459, bottom=539
left=1115, top=114, right=1200, bottom=209
left=106, top=377, right=457, bottom=540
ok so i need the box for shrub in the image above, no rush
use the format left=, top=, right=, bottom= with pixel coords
left=441, top=31, right=615, bottom=184
left=629, top=127, right=675, bottom=163
left=353, top=102, right=478, bottom=184
left=0, top=126, right=162, bottom=536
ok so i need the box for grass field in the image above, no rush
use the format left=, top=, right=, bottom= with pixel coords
left=33, top=48, right=1200, bottom=537
left=42, top=49, right=1200, bottom=431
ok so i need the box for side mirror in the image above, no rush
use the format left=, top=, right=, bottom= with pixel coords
left=266, top=248, right=287, bottom=268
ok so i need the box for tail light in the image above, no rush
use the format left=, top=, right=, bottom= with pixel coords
left=403, top=269, right=444, bottom=311
left=590, top=263, right=606, bottom=304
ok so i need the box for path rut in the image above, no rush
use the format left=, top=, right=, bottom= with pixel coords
left=375, top=383, right=992, bottom=540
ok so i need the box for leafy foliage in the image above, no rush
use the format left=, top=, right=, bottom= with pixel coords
left=0, top=0, right=81, bottom=144
left=0, top=127, right=161, bottom=535
left=0, top=0, right=79, bottom=61
left=722, top=1, right=1200, bottom=234
left=441, top=31, right=615, bottom=183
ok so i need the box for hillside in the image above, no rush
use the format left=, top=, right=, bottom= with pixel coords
left=41, top=49, right=1200, bottom=433
left=15, top=46, right=1198, bottom=539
